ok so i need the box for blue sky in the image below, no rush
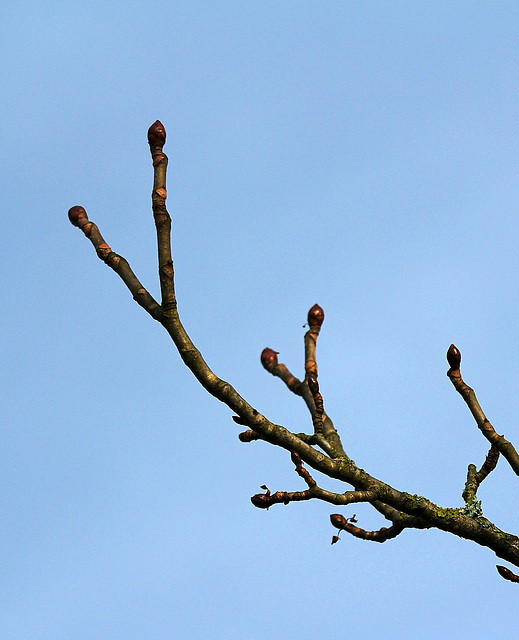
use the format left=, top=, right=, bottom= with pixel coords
left=3, top=1, right=519, bottom=638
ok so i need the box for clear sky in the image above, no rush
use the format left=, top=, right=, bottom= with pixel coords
left=2, top=1, right=519, bottom=638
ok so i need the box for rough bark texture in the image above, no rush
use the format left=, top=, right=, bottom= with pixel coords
left=69, top=121, right=519, bottom=583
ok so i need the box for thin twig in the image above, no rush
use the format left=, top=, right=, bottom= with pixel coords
left=462, top=444, right=500, bottom=503
left=68, top=206, right=162, bottom=319
left=148, top=121, right=176, bottom=310
left=447, top=344, right=519, bottom=475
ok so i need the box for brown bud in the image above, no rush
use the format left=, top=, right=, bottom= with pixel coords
left=331, top=535, right=340, bottom=545
left=308, top=303, right=325, bottom=328
left=447, top=344, right=461, bottom=369
left=147, top=120, right=166, bottom=147
left=238, top=430, right=257, bottom=442
left=251, top=493, right=270, bottom=509
left=261, top=348, right=279, bottom=370
left=307, top=375, right=319, bottom=395
left=330, top=514, right=347, bottom=530
left=68, top=205, right=88, bottom=227
left=290, top=450, right=302, bottom=466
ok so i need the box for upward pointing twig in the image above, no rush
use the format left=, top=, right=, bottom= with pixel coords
left=148, top=120, right=176, bottom=311
left=446, top=344, right=519, bottom=475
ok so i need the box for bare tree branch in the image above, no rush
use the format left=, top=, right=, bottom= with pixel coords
left=68, top=121, right=519, bottom=582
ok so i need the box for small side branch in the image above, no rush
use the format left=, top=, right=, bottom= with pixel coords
left=330, top=513, right=404, bottom=543
left=250, top=451, right=379, bottom=512
left=251, top=486, right=313, bottom=509
left=462, top=444, right=500, bottom=503
left=447, top=345, right=519, bottom=475
left=68, top=206, right=162, bottom=320
left=250, top=450, right=318, bottom=509
left=148, top=121, right=176, bottom=310
left=261, top=348, right=305, bottom=395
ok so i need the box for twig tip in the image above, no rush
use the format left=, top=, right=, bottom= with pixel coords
left=330, top=514, right=347, bottom=529
left=68, top=205, right=88, bottom=227
left=261, top=347, right=279, bottom=370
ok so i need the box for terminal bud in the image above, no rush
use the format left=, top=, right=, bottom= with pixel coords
left=147, top=120, right=166, bottom=147
left=68, top=205, right=88, bottom=227
left=261, top=347, right=279, bottom=370
left=330, top=514, right=347, bottom=530
left=447, top=344, right=461, bottom=369
left=308, top=303, right=325, bottom=328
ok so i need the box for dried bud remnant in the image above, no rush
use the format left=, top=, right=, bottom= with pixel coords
left=68, top=205, right=88, bottom=227
left=447, top=344, right=461, bottom=369
left=261, top=347, right=279, bottom=370
left=147, top=120, right=166, bottom=147
left=308, top=303, right=325, bottom=328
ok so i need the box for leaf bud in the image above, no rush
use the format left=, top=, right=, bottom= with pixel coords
left=68, top=205, right=88, bottom=227
left=447, top=344, right=461, bottom=369
left=147, top=120, right=166, bottom=147
left=330, top=514, right=347, bottom=530
left=251, top=494, right=270, bottom=509
left=238, top=430, right=257, bottom=442
left=307, top=303, right=325, bottom=328
left=261, top=347, right=279, bottom=370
